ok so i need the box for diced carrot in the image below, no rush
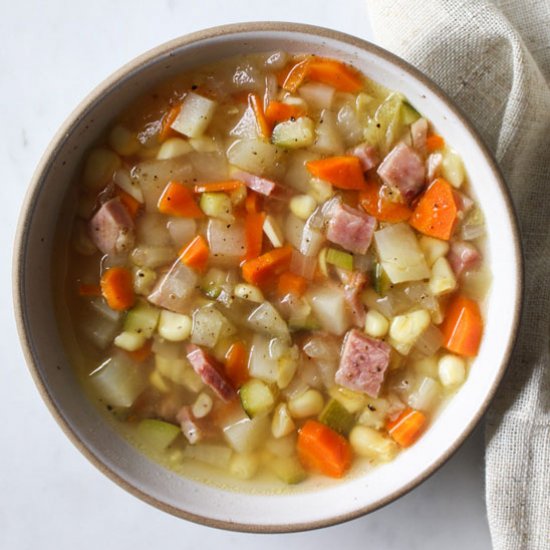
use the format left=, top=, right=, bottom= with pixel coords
left=306, top=156, right=367, bottom=190
left=126, top=340, right=153, bottom=363
left=297, top=420, right=353, bottom=478
left=158, top=104, right=181, bottom=142
left=277, top=57, right=310, bottom=92
left=277, top=271, right=308, bottom=298
left=306, top=58, right=363, bottom=93
left=265, top=101, right=306, bottom=125
left=244, top=212, right=265, bottom=261
left=158, top=181, right=204, bottom=218
left=409, top=178, right=458, bottom=240
left=242, top=245, right=293, bottom=286
left=358, top=179, right=412, bottom=222
left=179, top=235, right=209, bottom=273
left=245, top=190, right=262, bottom=214
left=426, top=134, right=445, bottom=153
left=100, top=267, right=135, bottom=311
left=387, top=408, right=427, bottom=447
left=115, top=186, right=141, bottom=219
left=224, top=341, right=249, bottom=389
left=440, top=295, right=483, bottom=357
left=248, top=92, right=272, bottom=140
left=78, top=283, right=102, bottom=297
left=193, top=180, right=244, bottom=194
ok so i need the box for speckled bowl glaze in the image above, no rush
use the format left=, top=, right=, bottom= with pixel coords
left=13, top=22, right=522, bottom=532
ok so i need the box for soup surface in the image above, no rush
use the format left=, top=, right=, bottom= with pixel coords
left=64, top=52, right=490, bottom=488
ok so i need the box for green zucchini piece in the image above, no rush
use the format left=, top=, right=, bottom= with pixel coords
left=124, top=300, right=160, bottom=338
left=326, top=248, right=354, bottom=271
left=269, top=456, right=307, bottom=484
left=271, top=117, right=315, bottom=149
left=401, top=101, right=421, bottom=125
left=136, top=419, right=181, bottom=451
left=372, top=262, right=392, bottom=296
left=239, top=379, right=275, bottom=418
left=318, top=399, right=356, bottom=436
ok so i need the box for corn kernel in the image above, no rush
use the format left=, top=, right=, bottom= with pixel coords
left=288, top=389, right=324, bottom=418
left=192, top=392, right=213, bottom=418
left=133, top=266, right=157, bottom=295
left=350, top=425, right=398, bottom=462
left=438, top=354, right=466, bottom=387
left=271, top=403, right=296, bottom=438
left=365, top=309, right=389, bottom=338
left=289, top=194, right=316, bottom=220
left=419, top=236, right=450, bottom=267
left=389, top=309, right=431, bottom=355
left=114, top=330, right=146, bottom=352
left=233, top=283, right=264, bottom=303
left=158, top=310, right=192, bottom=342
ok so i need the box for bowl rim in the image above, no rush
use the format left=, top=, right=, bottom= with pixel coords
left=13, top=21, right=524, bottom=533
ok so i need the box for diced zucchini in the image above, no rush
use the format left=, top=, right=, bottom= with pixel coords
left=124, top=300, right=160, bottom=339
left=182, top=443, right=232, bottom=470
left=374, top=223, right=430, bottom=284
left=171, top=92, right=217, bottom=138
left=329, top=386, right=367, bottom=414
left=401, top=101, right=421, bottom=125
left=239, top=379, right=276, bottom=418
left=268, top=456, right=307, bottom=484
left=372, top=262, right=392, bottom=296
left=441, top=147, right=465, bottom=188
left=319, top=399, right=355, bottom=435
left=136, top=419, right=181, bottom=451
left=199, top=192, right=234, bottom=222
left=272, top=117, right=315, bottom=149
left=326, top=248, right=354, bottom=271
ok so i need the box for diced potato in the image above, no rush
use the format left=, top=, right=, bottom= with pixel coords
left=389, top=309, right=431, bottom=355
left=156, top=137, right=193, bottom=160
left=248, top=302, right=290, bottom=343
left=155, top=355, right=203, bottom=392
left=272, top=117, right=315, bottom=149
left=109, top=125, right=140, bottom=156
left=227, top=139, right=283, bottom=177
left=306, top=286, right=350, bottom=336
left=248, top=335, right=279, bottom=383
left=113, top=168, right=144, bottom=203
left=130, top=246, right=176, bottom=269
left=438, top=354, right=466, bottom=387
left=429, top=257, right=457, bottom=296
left=308, top=178, right=335, bottom=203
left=374, top=223, right=430, bottom=284
left=364, top=309, right=390, bottom=338
left=82, top=148, right=121, bottom=190
left=233, top=283, right=264, bottom=303
left=412, top=356, right=439, bottom=378
left=191, top=305, right=235, bottom=348
left=298, top=82, right=335, bottom=110
left=419, top=236, right=450, bottom=267
left=271, top=403, right=296, bottom=438
left=114, top=330, right=147, bottom=352
left=349, top=426, right=398, bottom=462
left=189, top=136, right=219, bottom=153
left=311, top=109, right=344, bottom=155
left=171, top=92, right=217, bottom=138
left=222, top=414, right=270, bottom=454
left=263, top=215, right=284, bottom=247
left=288, top=389, right=324, bottom=418
left=289, top=194, right=316, bottom=220
left=158, top=310, right=192, bottom=342
left=229, top=453, right=260, bottom=480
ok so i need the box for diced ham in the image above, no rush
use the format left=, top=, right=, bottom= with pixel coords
left=335, top=329, right=391, bottom=398
left=186, top=345, right=236, bottom=402
left=411, top=118, right=428, bottom=153
left=377, top=142, right=426, bottom=204
left=233, top=170, right=291, bottom=200
left=326, top=203, right=376, bottom=255
left=426, top=152, right=443, bottom=182
left=349, top=143, right=380, bottom=171
left=147, top=261, right=198, bottom=313
left=88, top=198, right=134, bottom=255
left=336, top=270, right=368, bottom=328
left=447, top=241, right=481, bottom=277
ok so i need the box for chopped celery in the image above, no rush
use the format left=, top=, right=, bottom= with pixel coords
left=326, top=248, right=354, bottom=271
left=136, top=419, right=181, bottom=451
left=372, top=262, right=392, bottom=296
left=288, top=315, right=322, bottom=332
left=199, top=192, right=234, bottom=221
left=319, top=399, right=356, bottom=436
left=268, top=456, right=307, bottom=484
left=239, top=379, right=275, bottom=418
left=123, top=300, right=160, bottom=339
left=271, top=117, right=315, bottom=149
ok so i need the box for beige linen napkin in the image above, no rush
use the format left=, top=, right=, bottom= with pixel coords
left=367, top=1, right=550, bottom=548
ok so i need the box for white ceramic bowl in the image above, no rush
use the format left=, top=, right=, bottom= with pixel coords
left=13, top=22, right=522, bottom=532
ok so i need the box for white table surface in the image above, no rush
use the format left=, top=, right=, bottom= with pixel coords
left=0, top=1, right=492, bottom=548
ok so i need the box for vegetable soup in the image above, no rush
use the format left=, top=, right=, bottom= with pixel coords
left=63, top=52, right=490, bottom=488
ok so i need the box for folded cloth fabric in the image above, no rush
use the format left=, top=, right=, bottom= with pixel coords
left=367, top=1, right=550, bottom=548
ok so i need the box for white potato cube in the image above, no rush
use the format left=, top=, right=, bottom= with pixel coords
left=419, top=235, right=450, bottom=267
left=429, top=257, right=457, bottom=296
left=171, top=92, right=217, bottom=138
